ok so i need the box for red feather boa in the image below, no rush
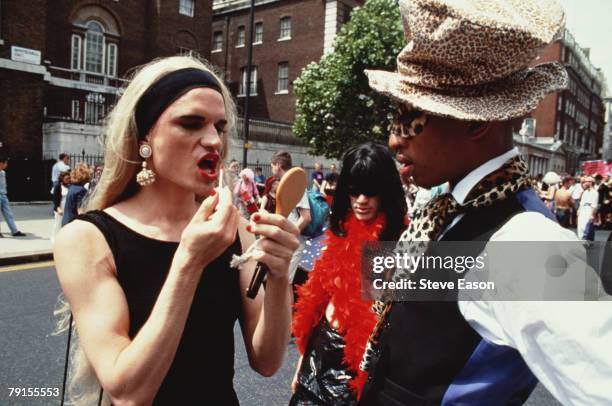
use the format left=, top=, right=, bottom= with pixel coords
left=292, top=212, right=385, bottom=398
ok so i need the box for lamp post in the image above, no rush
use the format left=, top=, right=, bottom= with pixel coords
left=603, top=97, right=612, bottom=162
left=242, top=0, right=256, bottom=168
left=548, top=140, right=563, bottom=172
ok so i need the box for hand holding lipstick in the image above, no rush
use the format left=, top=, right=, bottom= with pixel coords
left=179, top=185, right=240, bottom=271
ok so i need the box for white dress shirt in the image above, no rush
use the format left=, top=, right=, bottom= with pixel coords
left=438, top=148, right=519, bottom=239
left=441, top=148, right=612, bottom=405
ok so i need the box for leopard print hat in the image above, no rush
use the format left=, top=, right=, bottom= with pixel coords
left=365, top=0, right=569, bottom=121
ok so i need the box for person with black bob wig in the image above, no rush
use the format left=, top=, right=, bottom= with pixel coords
left=330, top=142, right=407, bottom=241
left=291, top=142, right=407, bottom=405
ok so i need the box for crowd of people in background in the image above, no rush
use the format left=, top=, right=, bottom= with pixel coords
left=224, top=157, right=339, bottom=222
left=399, top=166, right=612, bottom=242
left=42, top=151, right=340, bottom=245
left=5, top=150, right=611, bottom=246
left=532, top=171, right=611, bottom=240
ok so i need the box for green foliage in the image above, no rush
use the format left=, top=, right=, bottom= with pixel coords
left=293, top=0, right=404, bottom=159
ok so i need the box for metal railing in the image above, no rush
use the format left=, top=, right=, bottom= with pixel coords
left=236, top=117, right=305, bottom=146
left=47, top=65, right=127, bottom=89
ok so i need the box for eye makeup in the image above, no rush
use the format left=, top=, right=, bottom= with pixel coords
left=389, top=103, right=429, bottom=138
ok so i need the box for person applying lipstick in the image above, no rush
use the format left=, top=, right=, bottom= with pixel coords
left=53, top=57, right=298, bottom=405
left=291, top=142, right=407, bottom=405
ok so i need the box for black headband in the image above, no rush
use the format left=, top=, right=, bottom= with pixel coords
left=135, top=68, right=223, bottom=139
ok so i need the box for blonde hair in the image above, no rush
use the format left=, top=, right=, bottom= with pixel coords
left=85, top=55, right=236, bottom=211
left=70, top=163, right=92, bottom=185
left=54, top=56, right=236, bottom=405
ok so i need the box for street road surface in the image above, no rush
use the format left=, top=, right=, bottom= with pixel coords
left=0, top=261, right=581, bottom=406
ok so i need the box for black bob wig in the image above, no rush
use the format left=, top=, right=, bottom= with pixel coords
left=330, top=142, right=407, bottom=241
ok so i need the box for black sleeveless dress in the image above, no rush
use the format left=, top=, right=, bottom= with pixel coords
left=78, top=210, right=242, bottom=405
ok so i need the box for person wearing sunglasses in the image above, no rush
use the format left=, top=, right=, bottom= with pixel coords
left=290, top=142, right=407, bottom=405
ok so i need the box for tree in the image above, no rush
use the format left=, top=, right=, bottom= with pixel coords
left=293, top=0, right=404, bottom=159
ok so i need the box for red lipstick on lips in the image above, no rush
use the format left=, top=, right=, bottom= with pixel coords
left=197, top=152, right=220, bottom=182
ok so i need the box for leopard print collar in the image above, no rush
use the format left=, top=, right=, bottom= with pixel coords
left=402, top=155, right=531, bottom=242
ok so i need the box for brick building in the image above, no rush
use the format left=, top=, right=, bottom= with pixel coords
left=516, top=28, right=607, bottom=175
left=1, top=0, right=211, bottom=160
left=0, top=0, right=212, bottom=199
left=209, top=0, right=362, bottom=124
left=0, top=0, right=341, bottom=200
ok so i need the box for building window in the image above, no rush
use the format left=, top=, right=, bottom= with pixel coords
left=239, top=66, right=257, bottom=96
left=254, top=22, right=263, bottom=44
left=277, top=62, right=289, bottom=93
left=85, top=92, right=106, bottom=125
left=177, top=47, right=199, bottom=58
left=212, top=31, right=223, bottom=52
left=179, top=0, right=195, bottom=17
left=279, top=17, right=291, bottom=40
left=237, top=26, right=245, bottom=47
left=71, top=35, right=82, bottom=70
left=71, top=100, right=81, bottom=120
left=338, top=2, right=352, bottom=25
left=106, top=43, right=117, bottom=77
left=84, top=21, right=105, bottom=74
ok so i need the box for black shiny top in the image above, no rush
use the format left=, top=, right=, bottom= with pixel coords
left=291, top=317, right=357, bottom=406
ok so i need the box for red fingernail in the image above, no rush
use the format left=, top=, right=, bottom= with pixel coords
left=253, top=214, right=261, bottom=222
left=246, top=225, right=252, bottom=232
left=210, top=190, right=216, bottom=196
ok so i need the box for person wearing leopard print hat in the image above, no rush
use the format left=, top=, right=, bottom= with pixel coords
left=357, top=0, right=612, bottom=405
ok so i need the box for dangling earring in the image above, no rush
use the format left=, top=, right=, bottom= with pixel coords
left=136, top=144, right=156, bottom=186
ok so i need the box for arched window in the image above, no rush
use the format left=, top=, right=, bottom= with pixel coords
left=85, top=21, right=105, bottom=73
left=174, top=30, right=199, bottom=58
left=70, top=7, right=120, bottom=77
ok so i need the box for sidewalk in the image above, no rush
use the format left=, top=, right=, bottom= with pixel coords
left=0, top=202, right=54, bottom=265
